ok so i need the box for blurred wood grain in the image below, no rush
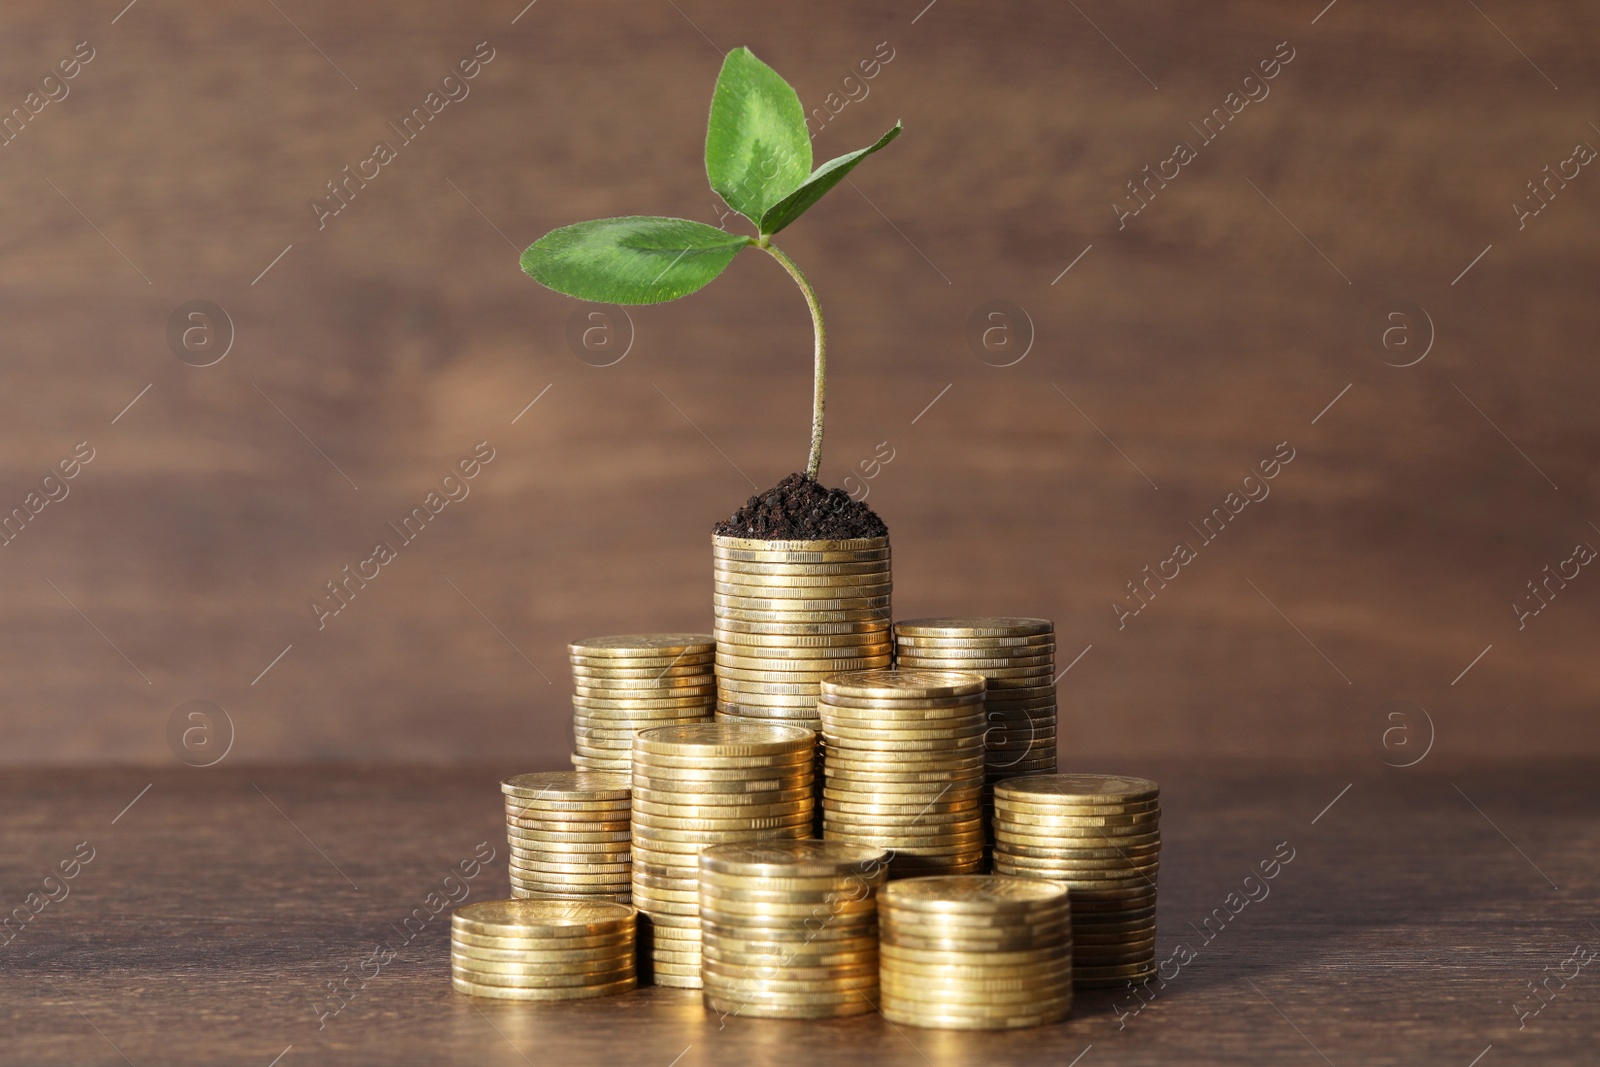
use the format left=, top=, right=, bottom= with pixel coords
left=1, top=0, right=1597, bottom=763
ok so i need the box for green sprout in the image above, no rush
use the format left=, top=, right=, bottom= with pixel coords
left=520, top=47, right=901, bottom=481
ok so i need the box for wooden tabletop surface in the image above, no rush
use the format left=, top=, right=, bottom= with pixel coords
left=3, top=760, right=1594, bottom=1065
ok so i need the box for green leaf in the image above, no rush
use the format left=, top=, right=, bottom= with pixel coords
left=705, top=47, right=812, bottom=226
left=520, top=216, right=751, bottom=305
left=759, top=123, right=902, bottom=236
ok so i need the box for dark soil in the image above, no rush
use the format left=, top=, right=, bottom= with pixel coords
left=714, top=473, right=889, bottom=540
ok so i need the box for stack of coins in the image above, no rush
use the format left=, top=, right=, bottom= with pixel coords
left=991, top=774, right=1160, bottom=988
left=630, top=722, right=817, bottom=988
left=450, top=899, right=638, bottom=1001
left=879, top=875, right=1073, bottom=1029
left=818, top=669, right=988, bottom=877
left=699, top=840, right=889, bottom=1019
left=893, top=618, right=1058, bottom=789
left=501, top=772, right=632, bottom=903
left=569, top=634, right=717, bottom=772
left=712, top=536, right=893, bottom=731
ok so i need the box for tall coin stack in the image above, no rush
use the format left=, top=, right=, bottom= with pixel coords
left=501, top=772, right=632, bottom=903
left=569, top=634, right=717, bottom=772
left=879, top=876, right=1073, bottom=1030
left=711, top=535, right=892, bottom=731
left=991, top=774, right=1160, bottom=988
left=699, top=840, right=889, bottom=1019
left=630, top=722, right=817, bottom=988
left=893, top=617, right=1058, bottom=792
left=450, top=899, right=638, bottom=1001
left=818, top=669, right=987, bottom=877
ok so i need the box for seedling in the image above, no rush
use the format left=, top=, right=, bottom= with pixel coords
left=521, top=47, right=901, bottom=481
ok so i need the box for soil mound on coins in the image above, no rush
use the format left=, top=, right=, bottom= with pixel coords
left=713, top=472, right=888, bottom=541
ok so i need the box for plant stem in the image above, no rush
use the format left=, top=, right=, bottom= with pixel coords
left=759, top=240, right=826, bottom=481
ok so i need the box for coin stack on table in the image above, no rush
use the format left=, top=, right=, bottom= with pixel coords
left=878, top=875, right=1073, bottom=1030
left=991, top=774, right=1160, bottom=988
left=699, top=840, right=890, bottom=1019
left=711, top=536, right=893, bottom=732
left=630, top=722, right=817, bottom=988
left=569, top=634, right=717, bottom=773
left=893, top=617, right=1058, bottom=793
left=501, top=772, right=633, bottom=903
left=818, top=669, right=988, bottom=877
left=450, top=899, right=638, bottom=1001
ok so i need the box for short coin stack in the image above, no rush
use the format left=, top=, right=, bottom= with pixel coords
left=501, top=772, right=632, bottom=903
left=712, top=535, right=893, bottom=731
left=569, top=634, right=717, bottom=772
left=450, top=899, right=638, bottom=1001
left=818, top=669, right=987, bottom=877
left=699, top=840, right=889, bottom=1019
left=991, top=774, right=1160, bottom=988
left=879, top=875, right=1073, bottom=1030
left=631, top=722, right=817, bottom=988
left=893, top=617, right=1058, bottom=790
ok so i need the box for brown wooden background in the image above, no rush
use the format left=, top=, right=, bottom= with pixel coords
left=2, top=0, right=1598, bottom=765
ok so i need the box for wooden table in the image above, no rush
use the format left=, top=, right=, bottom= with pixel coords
left=3, top=761, right=1594, bottom=1065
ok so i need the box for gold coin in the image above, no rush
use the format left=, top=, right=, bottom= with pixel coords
left=823, top=777, right=984, bottom=796
left=823, top=719, right=990, bottom=741
left=701, top=894, right=876, bottom=917
left=977, top=683, right=1057, bottom=701
left=875, top=952, right=1073, bottom=980
left=452, top=900, right=635, bottom=937
left=702, top=947, right=878, bottom=970
left=501, top=771, right=631, bottom=801
left=879, top=923, right=1074, bottom=951
left=631, top=758, right=813, bottom=779
left=713, top=533, right=888, bottom=552
left=715, top=589, right=893, bottom=610
left=632, top=790, right=812, bottom=815
left=697, top=840, right=886, bottom=877
left=569, top=651, right=716, bottom=668
left=1072, top=961, right=1158, bottom=980
left=634, top=722, right=815, bottom=756
left=823, top=752, right=986, bottom=774
left=450, top=929, right=634, bottom=953
left=994, top=845, right=1161, bottom=870
left=716, top=662, right=888, bottom=684
left=896, top=654, right=1055, bottom=671
left=883, top=875, right=1069, bottom=912
left=505, top=829, right=631, bottom=848
left=714, top=552, right=890, bottom=570
left=504, top=812, right=630, bottom=831
left=893, top=617, right=1053, bottom=638
left=716, top=633, right=892, bottom=653
left=879, top=970, right=1072, bottom=999
left=631, top=809, right=812, bottom=832
left=572, top=662, right=716, bottom=680
left=449, top=950, right=635, bottom=977
left=699, top=968, right=877, bottom=993
left=894, top=638, right=1056, bottom=654
left=716, top=606, right=891, bottom=625
left=712, top=571, right=894, bottom=591
left=994, top=793, right=1160, bottom=813
left=631, top=826, right=811, bottom=851
left=574, top=684, right=719, bottom=702
left=716, top=639, right=894, bottom=660
left=568, top=634, right=715, bottom=657
left=450, top=939, right=634, bottom=963
left=817, top=694, right=986, bottom=713
left=819, top=669, right=986, bottom=699
left=716, top=683, right=824, bottom=702
left=715, top=615, right=891, bottom=635
left=451, top=973, right=636, bottom=1000
left=572, top=694, right=716, bottom=711
left=879, top=941, right=1067, bottom=966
